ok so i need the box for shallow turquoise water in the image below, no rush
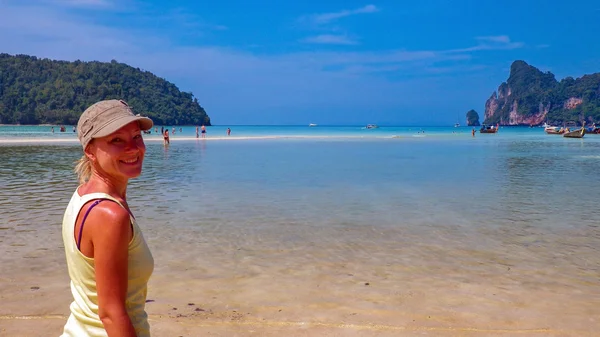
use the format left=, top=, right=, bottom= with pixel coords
left=0, top=124, right=554, bottom=140
left=2, top=125, right=600, bottom=232
left=2, top=126, right=599, bottom=249
left=0, top=126, right=599, bottom=330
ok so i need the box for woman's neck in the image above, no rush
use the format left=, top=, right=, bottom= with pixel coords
left=81, top=173, right=128, bottom=200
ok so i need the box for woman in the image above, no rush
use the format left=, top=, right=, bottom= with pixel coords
left=61, top=99, right=154, bottom=337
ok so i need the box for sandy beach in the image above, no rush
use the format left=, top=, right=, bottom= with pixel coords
left=1, top=262, right=598, bottom=336
left=1, top=220, right=598, bottom=337
left=2, top=252, right=597, bottom=336
left=1, top=134, right=599, bottom=336
left=1, top=0, right=599, bottom=332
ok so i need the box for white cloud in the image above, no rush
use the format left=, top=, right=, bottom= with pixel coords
left=449, top=36, right=524, bottom=53
left=0, top=4, right=490, bottom=82
left=158, top=7, right=228, bottom=32
left=0, top=4, right=136, bottom=53
left=476, top=35, right=510, bottom=43
left=302, top=34, right=358, bottom=45
left=52, top=0, right=112, bottom=7
left=425, top=64, right=487, bottom=74
left=0, top=2, right=515, bottom=124
left=306, top=4, right=379, bottom=24
left=297, top=5, right=379, bottom=49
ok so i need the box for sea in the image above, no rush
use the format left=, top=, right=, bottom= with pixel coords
left=1, top=124, right=599, bottom=335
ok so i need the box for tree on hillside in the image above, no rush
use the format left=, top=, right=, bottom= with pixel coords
left=0, top=53, right=211, bottom=125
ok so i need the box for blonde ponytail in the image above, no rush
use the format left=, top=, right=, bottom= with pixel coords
left=74, top=155, right=92, bottom=184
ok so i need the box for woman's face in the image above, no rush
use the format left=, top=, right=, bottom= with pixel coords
left=87, top=121, right=146, bottom=181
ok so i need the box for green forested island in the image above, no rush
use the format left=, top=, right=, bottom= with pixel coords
left=0, top=53, right=211, bottom=125
left=484, top=60, right=600, bottom=126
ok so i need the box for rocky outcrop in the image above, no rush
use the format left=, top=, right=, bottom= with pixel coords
left=466, top=109, right=480, bottom=126
left=564, top=97, right=583, bottom=110
left=482, top=60, right=600, bottom=126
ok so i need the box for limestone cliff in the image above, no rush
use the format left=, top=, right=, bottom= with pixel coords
left=483, top=60, right=600, bottom=126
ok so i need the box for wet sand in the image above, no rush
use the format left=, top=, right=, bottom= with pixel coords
left=2, top=273, right=596, bottom=336
left=1, top=222, right=598, bottom=337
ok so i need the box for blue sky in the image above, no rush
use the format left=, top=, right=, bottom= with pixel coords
left=0, top=0, right=599, bottom=125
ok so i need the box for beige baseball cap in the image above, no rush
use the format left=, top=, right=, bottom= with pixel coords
left=77, top=99, right=153, bottom=149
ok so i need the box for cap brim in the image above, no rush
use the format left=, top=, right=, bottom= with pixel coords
left=93, top=115, right=154, bottom=139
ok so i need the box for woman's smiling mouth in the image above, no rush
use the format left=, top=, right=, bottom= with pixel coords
left=120, top=157, right=139, bottom=164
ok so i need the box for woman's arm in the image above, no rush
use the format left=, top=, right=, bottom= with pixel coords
left=89, top=202, right=137, bottom=337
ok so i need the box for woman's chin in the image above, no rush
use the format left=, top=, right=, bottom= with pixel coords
left=121, top=168, right=143, bottom=179
left=129, top=171, right=143, bottom=179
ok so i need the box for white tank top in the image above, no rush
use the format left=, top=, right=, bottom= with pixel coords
left=61, top=190, right=154, bottom=337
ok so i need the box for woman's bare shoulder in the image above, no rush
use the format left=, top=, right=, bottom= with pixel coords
left=82, top=200, right=131, bottom=234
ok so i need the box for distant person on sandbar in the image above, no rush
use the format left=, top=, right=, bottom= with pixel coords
left=201, top=125, right=206, bottom=138
left=227, top=127, right=231, bottom=136
left=160, top=126, right=164, bottom=135
left=472, top=128, right=475, bottom=137
left=51, top=126, right=54, bottom=133
left=163, top=129, right=170, bottom=145
left=60, top=99, right=154, bottom=337
left=196, top=126, right=199, bottom=138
